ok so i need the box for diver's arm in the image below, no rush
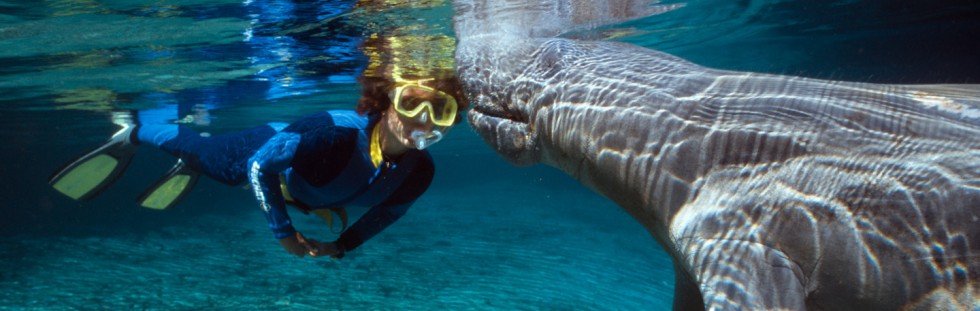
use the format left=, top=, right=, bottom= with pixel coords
left=247, top=132, right=301, bottom=240
left=335, top=201, right=413, bottom=253
left=334, top=152, right=435, bottom=255
left=249, top=132, right=330, bottom=257
left=253, top=165, right=317, bottom=258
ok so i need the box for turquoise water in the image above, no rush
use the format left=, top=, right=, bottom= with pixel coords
left=2, top=0, right=978, bottom=309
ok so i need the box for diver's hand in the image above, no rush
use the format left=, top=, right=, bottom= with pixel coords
left=313, top=241, right=345, bottom=260
left=279, top=232, right=322, bottom=258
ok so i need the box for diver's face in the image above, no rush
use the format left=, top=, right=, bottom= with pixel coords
left=380, top=105, right=449, bottom=156
left=387, top=84, right=457, bottom=150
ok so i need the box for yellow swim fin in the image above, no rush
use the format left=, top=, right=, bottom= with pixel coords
left=137, top=159, right=200, bottom=210
left=49, top=111, right=138, bottom=201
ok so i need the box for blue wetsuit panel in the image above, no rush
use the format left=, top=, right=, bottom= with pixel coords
left=148, top=125, right=278, bottom=185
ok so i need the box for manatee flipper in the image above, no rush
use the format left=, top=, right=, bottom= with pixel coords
left=49, top=111, right=138, bottom=201
left=672, top=180, right=809, bottom=310
left=690, top=238, right=807, bottom=310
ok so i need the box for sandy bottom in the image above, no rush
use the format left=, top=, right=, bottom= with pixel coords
left=1, top=165, right=675, bottom=309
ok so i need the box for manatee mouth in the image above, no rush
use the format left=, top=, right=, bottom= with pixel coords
left=470, top=99, right=525, bottom=124
left=467, top=99, right=539, bottom=166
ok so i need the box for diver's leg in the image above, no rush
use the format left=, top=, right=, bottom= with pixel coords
left=132, top=107, right=282, bottom=209
left=135, top=120, right=283, bottom=186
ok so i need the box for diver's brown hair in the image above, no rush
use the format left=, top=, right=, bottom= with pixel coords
left=354, top=33, right=469, bottom=123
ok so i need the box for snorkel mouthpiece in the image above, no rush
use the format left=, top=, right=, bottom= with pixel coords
left=411, top=130, right=443, bottom=150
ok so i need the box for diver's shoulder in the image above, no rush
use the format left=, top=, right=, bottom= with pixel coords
left=326, top=110, right=371, bottom=129
left=284, top=110, right=369, bottom=133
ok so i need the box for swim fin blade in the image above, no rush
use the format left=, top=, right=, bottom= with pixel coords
left=137, top=159, right=200, bottom=210
left=49, top=115, right=138, bottom=201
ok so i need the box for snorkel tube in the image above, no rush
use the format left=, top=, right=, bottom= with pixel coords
left=410, top=110, right=446, bottom=150
left=411, top=129, right=443, bottom=150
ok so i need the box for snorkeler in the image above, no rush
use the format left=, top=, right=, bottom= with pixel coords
left=49, top=34, right=467, bottom=259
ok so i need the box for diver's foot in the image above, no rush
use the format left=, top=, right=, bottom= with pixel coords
left=110, top=110, right=139, bottom=145
left=48, top=110, right=140, bottom=200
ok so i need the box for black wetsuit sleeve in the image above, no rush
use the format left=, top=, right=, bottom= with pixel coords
left=335, top=152, right=435, bottom=252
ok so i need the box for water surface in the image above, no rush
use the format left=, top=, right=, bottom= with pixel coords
left=1, top=0, right=978, bottom=309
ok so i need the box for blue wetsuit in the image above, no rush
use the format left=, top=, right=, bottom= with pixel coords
left=136, top=110, right=434, bottom=253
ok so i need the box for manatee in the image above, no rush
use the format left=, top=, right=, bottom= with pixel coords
left=453, top=0, right=980, bottom=309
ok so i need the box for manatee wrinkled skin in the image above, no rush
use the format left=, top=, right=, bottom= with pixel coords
left=454, top=0, right=980, bottom=309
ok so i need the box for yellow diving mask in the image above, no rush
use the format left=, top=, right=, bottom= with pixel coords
left=391, top=81, right=458, bottom=127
